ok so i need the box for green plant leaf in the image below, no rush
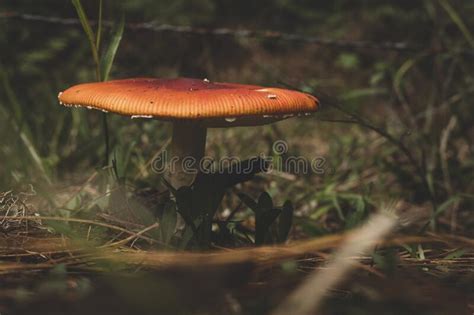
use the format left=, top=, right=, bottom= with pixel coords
left=179, top=225, right=195, bottom=249
left=175, top=186, right=194, bottom=223
left=71, top=0, right=100, bottom=73
left=44, top=220, right=80, bottom=239
left=238, top=193, right=258, bottom=213
left=100, top=17, right=125, bottom=81
left=341, top=88, right=387, bottom=101
left=179, top=217, right=203, bottom=249
left=444, top=249, right=466, bottom=259
left=160, top=202, right=177, bottom=244
left=345, top=197, right=366, bottom=229
left=96, top=0, right=103, bottom=50
left=64, top=193, right=83, bottom=211
left=277, top=201, right=293, bottom=243
left=336, top=53, right=359, bottom=70
left=331, top=195, right=345, bottom=221
left=394, top=58, right=416, bottom=96
left=0, top=69, right=52, bottom=184
left=111, top=140, right=136, bottom=183
left=371, top=249, right=399, bottom=272
left=438, top=0, right=474, bottom=48
left=309, top=204, right=332, bottom=221
left=299, top=220, right=328, bottom=236
left=255, top=208, right=280, bottom=245
left=258, top=192, right=273, bottom=211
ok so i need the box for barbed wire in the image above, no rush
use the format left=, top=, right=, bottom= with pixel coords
left=0, top=12, right=422, bottom=52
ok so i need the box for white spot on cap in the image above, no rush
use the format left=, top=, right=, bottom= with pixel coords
left=131, top=115, right=153, bottom=119
left=267, top=94, right=277, bottom=99
left=203, top=78, right=210, bottom=83
left=225, top=117, right=237, bottom=122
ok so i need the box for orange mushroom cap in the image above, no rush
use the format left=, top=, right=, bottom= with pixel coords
left=58, top=78, right=319, bottom=127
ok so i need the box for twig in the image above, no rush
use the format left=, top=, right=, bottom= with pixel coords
left=0, top=233, right=471, bottom=275
left=101, top=222, right=159, bottom=248
left=0, top=215, right=160, bottom=244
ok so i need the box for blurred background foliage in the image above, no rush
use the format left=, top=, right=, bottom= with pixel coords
left=0, top=0, right=473, bottom=236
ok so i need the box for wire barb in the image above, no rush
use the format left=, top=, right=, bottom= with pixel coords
left=1, top=12, right=423, bottom=52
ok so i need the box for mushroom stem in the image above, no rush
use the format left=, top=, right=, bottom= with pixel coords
left=167, top=121, right=207, bottom=188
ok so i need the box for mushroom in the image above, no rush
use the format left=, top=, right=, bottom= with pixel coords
left=58, top=78, right=319, bottom=188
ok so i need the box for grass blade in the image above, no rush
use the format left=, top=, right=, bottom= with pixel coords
left=438, top=0, right=474, bottom=49
left=0, top=67, right=52, bottom=184
left=100, top=17, right=125, bottom=81
left=71, top=0, right=101, bottom=78
left=96, top=0, right=103, bottom=51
